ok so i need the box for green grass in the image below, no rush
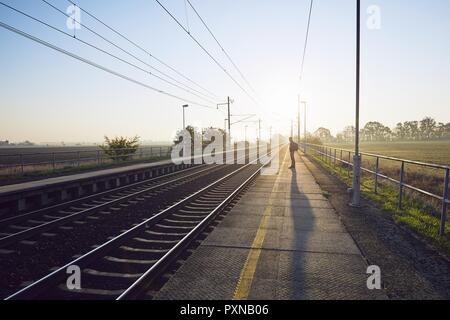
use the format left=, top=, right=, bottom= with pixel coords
left=327, top=141, right=450, bottom=165
left=308, top=152, right=450, bottom=254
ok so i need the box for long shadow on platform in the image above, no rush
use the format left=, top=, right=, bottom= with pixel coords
left=285, top=164, right=315, bottom=300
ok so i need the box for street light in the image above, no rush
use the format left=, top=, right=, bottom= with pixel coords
left=182, top=104, right=189, bottom=130
left=351, top=0, right=362, bottom=207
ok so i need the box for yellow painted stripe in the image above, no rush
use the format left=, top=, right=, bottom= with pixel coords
left=233, top=150, right=289, bottom=300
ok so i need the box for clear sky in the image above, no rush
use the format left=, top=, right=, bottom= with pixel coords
left=1, top=0, right=449, bottom=144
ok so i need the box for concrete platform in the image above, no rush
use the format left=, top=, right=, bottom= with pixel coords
left=0, top=159, right=193, bottom=215
left=154, top=150, right=387, bottom=300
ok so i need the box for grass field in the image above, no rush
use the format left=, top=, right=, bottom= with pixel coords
left=318, top=141, right=450, bottom=201
left=326, top=141, right=450, bottom=166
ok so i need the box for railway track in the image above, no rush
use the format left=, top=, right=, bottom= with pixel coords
left=3, top=151, right=277, bottom=300
left=0, top=164, right=241, bottom=297
left=0, top=163, right=224, bottom=247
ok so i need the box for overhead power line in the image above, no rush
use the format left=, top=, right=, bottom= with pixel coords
left=299, top=0, right=314, bottom=85
left=0, top=1, right=215, bottom=104
left=185, top=0, right=258, bottom=96
left=0, top=20, right=217, bottom=109
left=40, top=0, right=216, bottom=103
left=153, top=0, right=259, bottom=106
left=65, top=0, right=219, bottom=100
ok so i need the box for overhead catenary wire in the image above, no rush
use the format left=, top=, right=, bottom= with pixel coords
left=0, top=20, right=217, bottom=109
left=231, top=114, right=257, bottom=126
left=185, top=0, right=258, bottom=97
left=153, top=0, right=259, bottom=106
left=0, top=1, right=216, bottom=105
left=65, top=0, right=218, bottom=100
left=40, top=0, right=217, bottom=103
left=299, top=0, right=314, bottom=85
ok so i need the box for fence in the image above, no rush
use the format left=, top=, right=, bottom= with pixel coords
left=0, top=146, right=172, bottom=176
left=302, top=143, right=450, bottom=237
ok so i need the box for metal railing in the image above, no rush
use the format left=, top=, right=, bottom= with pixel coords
left=0, top=146, right=172, bottom=176
left=302, top=143, right=450, bottom=236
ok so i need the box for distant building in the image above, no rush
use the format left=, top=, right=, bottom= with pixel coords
left=0, top=140, right=9, bottom=146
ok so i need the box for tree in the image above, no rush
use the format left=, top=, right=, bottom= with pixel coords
left=341, top=126, right=356, bottom=143
left=394, top=123, right=407, bottom=140
left=361, top=122, right=391, bottom=141
left=202, top=127, right=227, bottom=147
left=420, top=117, right=437, bottom=140
left=100, top=136, right=140, bottom=161
left=314, top=127, right=333, bottom=142
left=403, top=121, right=420, bottom=140
left=173, top=126, right=202, bottom=144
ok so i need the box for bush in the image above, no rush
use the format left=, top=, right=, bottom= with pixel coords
left=100, top=136, right=140, bottom=162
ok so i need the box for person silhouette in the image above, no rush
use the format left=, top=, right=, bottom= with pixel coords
left=289, top=137, right=299, bottom=169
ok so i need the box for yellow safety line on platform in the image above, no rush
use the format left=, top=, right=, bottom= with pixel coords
left=233, top=150, right=289, bottom=300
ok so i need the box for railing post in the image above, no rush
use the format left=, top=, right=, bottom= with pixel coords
left=77, top=151, right=81, bottom=167
left=374, top=157, right=379, bottom=194
left=97, top=150, right=101, bottom=165
left=340, top=150, right=343, bottom=175
left=348, top=151, right=351, bottom=178
left=334, top=149, right=337, bottom=167
left=52, top=153, right=56, bottom=171
left=160, top=147, right=162, bottom=158
left=20, top=154, right=24, bottom=174
left=439, top=168, right=449, bottom=236
left=399, top=161, right=405, bottom=209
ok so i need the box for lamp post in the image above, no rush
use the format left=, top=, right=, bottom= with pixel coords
left=351, top=0, right=361, bottom=207
left=301, top=101, right=307, bottom=152
left=182, top=104, right=189, bottom=130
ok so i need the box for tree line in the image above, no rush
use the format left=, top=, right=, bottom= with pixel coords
left=314, top=117, right=450, bottom=143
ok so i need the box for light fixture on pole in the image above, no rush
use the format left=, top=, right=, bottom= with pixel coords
left=351, top=0, right=361, bottom=207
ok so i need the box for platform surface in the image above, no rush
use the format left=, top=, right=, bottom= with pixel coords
left=154, top=150, right=387, bottom=300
